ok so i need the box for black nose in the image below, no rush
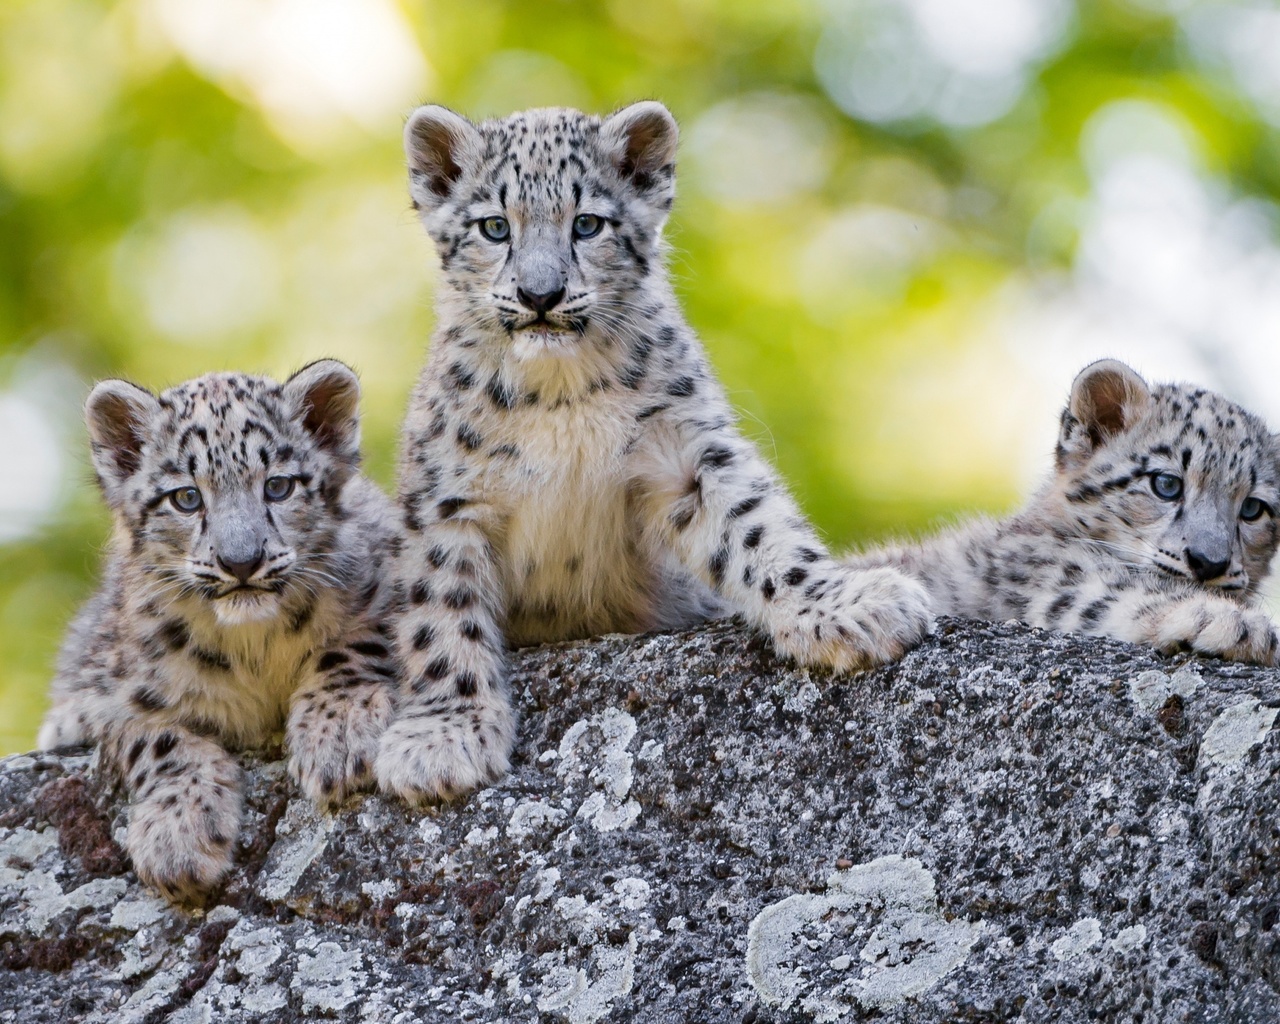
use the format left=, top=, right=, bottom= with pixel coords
left=516, top=286, right=565, bottom=315
left=1185, top=548, right=1230, bottom=582
left=217, top=551, right=263, bottom=584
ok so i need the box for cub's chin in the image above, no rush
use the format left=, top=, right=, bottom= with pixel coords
left=210, top=588, right=283, bottom=627
left=511, top=324, right=580, bottom=361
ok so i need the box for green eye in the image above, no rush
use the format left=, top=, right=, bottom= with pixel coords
left=169, top=487, right=203, bottom=513
left=264, top=476, right=295, bottom=502
left=573, top=214, right=603, bottom=239
left=478, top=216, right=510, bottom=242
left=1150, top=473, right=1183, bottom=501
left=1241, top=496, right=1270, bottom=522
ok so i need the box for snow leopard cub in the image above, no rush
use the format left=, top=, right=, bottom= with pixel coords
left=39, top=361, right=401, bottom=901
left=850, top=359, right=1280, bottom=664
left=376, top=101, right=932, bottom=804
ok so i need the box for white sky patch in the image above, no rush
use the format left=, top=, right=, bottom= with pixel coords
left=1008, top=145, right=1280, bottom=426
left=145, top=0, right=429, bottom=149
left=1080, top=98, right=1203, bottom=179
left=903, top=0, right=1070, bottom=77
left=986, top=95, right=1280, bottom=512
left=0, top=352, right=82, bottom=546
left=687, top=93, right=835, bottom=205
left=0, top=394, right=64, bottom=543
left=797, top=203, right=943, bottom=317
left=1182, top=3, right=1280, bottom=127
left=815, top=0, right=1072, bottom=128
left=118, top=204, right=280, bottom=345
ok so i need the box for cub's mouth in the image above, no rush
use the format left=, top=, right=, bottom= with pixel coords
left=512, top=309, right=589, bottom=338
left=209, top=584, right=284, bottom=625
left=213, top=583, right=284, bottom=603
left=516, top=324, right=575, bottom=341
left=512, top=322, right=581, bottom=357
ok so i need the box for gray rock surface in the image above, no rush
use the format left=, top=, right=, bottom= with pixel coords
left=1, top=617, right=1278, bottom=1023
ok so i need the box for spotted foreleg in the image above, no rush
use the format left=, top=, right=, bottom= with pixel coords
left=101, top=722, right=243, bottom=904
left=637, top=415, right=931, bottom=672
left=376, top=517, right=515, bottom=803
left=1082, top=587, right=1280, bottom=665
left=287, top=630, right=397, bottom=808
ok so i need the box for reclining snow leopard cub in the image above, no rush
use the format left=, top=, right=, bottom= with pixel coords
left=849, top=359, right=1280, bottom=664
left=38, top=361, right=401, bottom=901
left=376, top=101, right=933, bottom=803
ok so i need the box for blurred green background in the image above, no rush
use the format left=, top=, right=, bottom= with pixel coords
left=4, top=0, right=1280, bottom=753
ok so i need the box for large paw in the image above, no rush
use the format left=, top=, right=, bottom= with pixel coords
left=770, top=565, right=933, bottom=672
left=126, top=765, right=243, bottom=904
left=287, top=682, right=394, bottom=808
left=1154, top=601, right=1280, bottom=666
left=374, top=699, right=515, bottom=805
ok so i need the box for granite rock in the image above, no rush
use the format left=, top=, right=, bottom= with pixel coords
left=1, top=618, right=1277, bottom=1023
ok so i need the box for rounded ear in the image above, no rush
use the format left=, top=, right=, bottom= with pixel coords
left=85, top=379, right=159, bottom=493
left=284, top=359, right=362, bottom=466
left=404, top=105, right=479, bottom=211
left=601, top=101, right=678, bottom=203
left=1056, top=359, right=1153, bottom=470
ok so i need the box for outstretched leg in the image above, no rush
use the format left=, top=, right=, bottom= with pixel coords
left=1104, top=589, right=1279, bottom=665
left=634, top=411, right=931, bottom=672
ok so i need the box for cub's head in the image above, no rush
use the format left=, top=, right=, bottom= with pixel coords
left=404, top=101, right=677, bottom=359
left=1054, top=359, right=1280, bottom=597
left=86, top=360, right=362, bottom=625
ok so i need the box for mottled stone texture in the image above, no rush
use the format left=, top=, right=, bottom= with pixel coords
left=1, top=618, right=1278, bottom=1023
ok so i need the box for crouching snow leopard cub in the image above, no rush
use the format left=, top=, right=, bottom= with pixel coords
left=375, top=100, right=933, bottom=804
left=849, top=359, right=1280, bottom=664
left=39, top=361, right=402, bottom=901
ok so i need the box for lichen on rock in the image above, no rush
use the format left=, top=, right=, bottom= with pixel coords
left=0, top=618, right=1278, bottom=1022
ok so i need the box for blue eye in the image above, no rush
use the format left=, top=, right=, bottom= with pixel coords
left=169, top=487, right=203, bottom=513
left=573, top=214, right=603, bottom=239
left=264, top=476, right=295, bottom=502
left=1150, top=473, right=1183, bottom=501
left=478, top=216, right=510, bottom=242
left=1241, top=496, right=1270, bottom=522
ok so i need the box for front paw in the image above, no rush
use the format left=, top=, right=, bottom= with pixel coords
left=771, top=565, right=932, bottom=672
left=288, top=682, right=394, bottom=808
left=374, top=699, right=515, bottom=805
left=127, top=773, right=242, bottom=904
left=1159, top=602, right=1280, bottom=666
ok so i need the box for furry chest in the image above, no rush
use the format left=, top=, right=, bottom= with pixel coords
left=164, top=622, right=318, bottom=748
left=488, top=399, right=651, bottom=638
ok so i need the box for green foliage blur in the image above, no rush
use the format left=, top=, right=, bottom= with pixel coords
left=3, top=0, right=1279, bottom=753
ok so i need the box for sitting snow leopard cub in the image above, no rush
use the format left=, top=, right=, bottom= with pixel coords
left=849, top=359, right=1280, bottom=664
left=39, top=361, right=401, bottom=901
left=376, top=101, right=932, bottom=803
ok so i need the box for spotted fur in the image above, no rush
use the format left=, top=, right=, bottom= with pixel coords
left=38, top=361, right=402, bottom=902
left=850, top=360, right=1280, bottom=664
left=377, top=101, right=932, bottom=803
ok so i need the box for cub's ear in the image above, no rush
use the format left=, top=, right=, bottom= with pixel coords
left=1056, top=359, right=1153, bottom=471
left=404, top=105, right=479, bottom=212
left=601, top=101, right=678, bottom=210
left=85, top=379, right=160, bottom=498
left=284, top=360, right=362, bottom=469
